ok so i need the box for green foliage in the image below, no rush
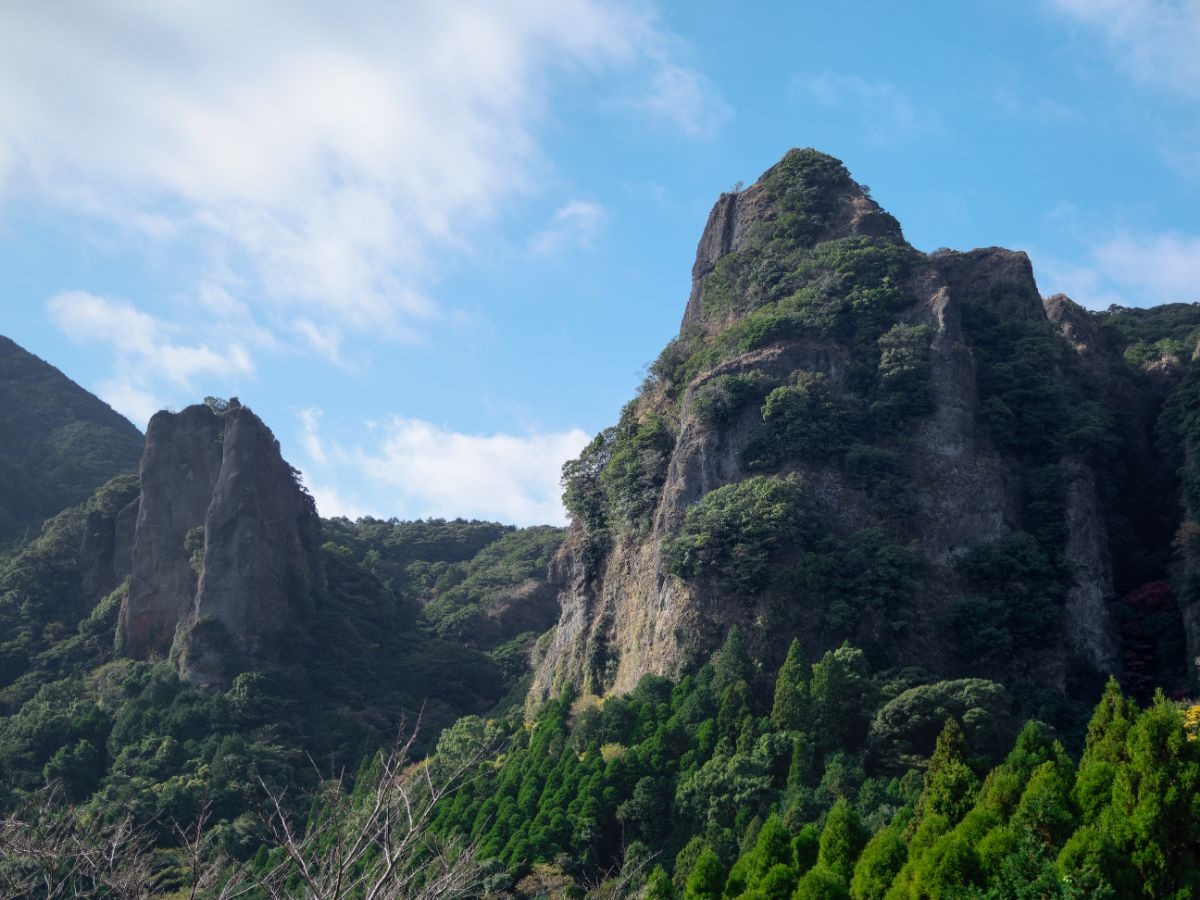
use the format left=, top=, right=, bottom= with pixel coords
left=1099, top=302, right=1200, bottom=368
left=947, top=532, right=1068, bottom=674
left=562, top=428, right=614, bottom=560
left=771, top=640, right=809, bottom=731
left=818, top=798, right=867, bottom=884
left=745, top=374, right=849, bottom=470
left=419, top=649, right=1200, bottom=899
left=0, top=336, right=144, bottom=551
left=849, top=824, right=906, bottom=900
left=664, top=475, right=810, bottom=592
left=0, top=475, right=140, bottom=708
left=1124, top=336, right=1188, bottom=369
left=183, top=525, right=205, bottom=574
left=685, top=847, right=725, bottom=899
left=871, top=324, right=935, bottom=427
left=868, top=679, right=1016, bottom=774
left=689, top=372, right=773, bottom=426
left=419, top=526, right=564, bottom=647
left=915, top=720, right=980, bottom=827
left=601, top=410, right=676, bottom=533
left=809, top=645, right=873, bottom=754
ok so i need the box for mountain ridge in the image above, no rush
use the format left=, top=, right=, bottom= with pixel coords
left=0, top=335, right=143, bottom=551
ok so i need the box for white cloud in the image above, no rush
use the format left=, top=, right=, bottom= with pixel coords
left=297, top=407, right=328, bottom=465
left=45, top=290, right=255, bottom=421
left=304, top=479, right=376, bottom=522
left=96, top=379, right=161, bottom=431
left=293, top=319, right=347, bottom=367
left=789, top=71, right=941, bottom=142
left=47, top=291, right=254, bottom=385
left=1035, top=230, right=1200, bottom=309
left=355, top=418, right=590, bottom=525
left=1047, top=0, right=1200, bottom=98
left=622, top=61, right=732, bottom=138
left=530, top=200, right=608, bottom=255
left=0, top=1, right=725, bottom=343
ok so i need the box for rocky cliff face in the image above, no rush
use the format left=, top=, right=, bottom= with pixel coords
left=118, top=400, right=321, bottom=687
left=532, top=149, right=1144, bottom=712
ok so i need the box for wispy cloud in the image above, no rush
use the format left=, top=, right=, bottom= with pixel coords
left=346, top=417, right=591, bottom=526
left=296, top=407, right=328, bottom=465
left=46, top=291, right=255, bottom=424
left=789, top=71, right=943, bottom=143
left=530, top=200, right=608, bottom=255
left=1047, top=0, right=1200, bottom=99
left=621, top=61, right=732, bottom=138
left=1036, top=229, right=1200, bottom=309
left=0, top=1, right=725, bottom=353
left=991, top=88, right=1080, bottom=124
left=1046, top=0, right=1200, bottom=177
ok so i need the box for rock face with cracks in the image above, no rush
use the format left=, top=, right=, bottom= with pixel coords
left=531, top=149, right=1133, bottom=710
left=118, top=400, right=321, bottom=687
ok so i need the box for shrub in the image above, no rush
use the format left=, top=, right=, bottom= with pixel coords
left=663, top=475, right=811, bottom=592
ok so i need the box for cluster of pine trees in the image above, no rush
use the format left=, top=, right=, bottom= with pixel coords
left=432, top=632, right=1200, bottom=897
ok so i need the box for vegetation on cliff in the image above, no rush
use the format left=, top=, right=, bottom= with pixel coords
left=4, top=149, right=1200, bottom=895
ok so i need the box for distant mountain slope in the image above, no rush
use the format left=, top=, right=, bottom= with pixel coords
left=0, top=336, right=143, bottom=550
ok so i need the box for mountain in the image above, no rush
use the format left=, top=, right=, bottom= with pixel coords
left=116, top=399, right=324, bottom=687
left=532, top=149, right=1199, bottom=733
left=2, top=150, right=1200, bottom=898
left=0, top=336, right=144, bottom=551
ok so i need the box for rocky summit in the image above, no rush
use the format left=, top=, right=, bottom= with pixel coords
left=532, top=149, right=1196, bottom=728
left=117, top=398, right=322, bottom=687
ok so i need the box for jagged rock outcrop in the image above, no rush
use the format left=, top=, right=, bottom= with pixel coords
left=119, top=400, right=322, bottom=687
left=532, top=149, right=1139, bottom=711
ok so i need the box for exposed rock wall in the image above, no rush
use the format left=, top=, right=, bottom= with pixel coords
left=118, top=401, right=321, bottom=686
left=121, top=405, right=225, bottom=660
left=531, top=150, right=1124, bottom=708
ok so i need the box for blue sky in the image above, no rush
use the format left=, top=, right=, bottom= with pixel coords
left=2, top=0, right=1199, bottom=525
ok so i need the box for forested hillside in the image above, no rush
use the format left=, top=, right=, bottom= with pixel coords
left=0, top=336, right=143, bottom=552
left=3, top=150, right=1200, bottom=897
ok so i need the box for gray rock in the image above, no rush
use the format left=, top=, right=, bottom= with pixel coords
left=118, top=402, right=321, bottom=687
left=530, top=150, right=1122, bottom=707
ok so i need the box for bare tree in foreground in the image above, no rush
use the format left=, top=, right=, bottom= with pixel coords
left=1, top=719, right=495, bottom=899
left=0, top=782, right=153, bottom=899
left=236, top=717, right=494, bottom=900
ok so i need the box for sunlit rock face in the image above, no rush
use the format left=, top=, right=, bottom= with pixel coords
left=119, top=400, right=322, bottom=688
left=531, top=149, right=1127, bottom=711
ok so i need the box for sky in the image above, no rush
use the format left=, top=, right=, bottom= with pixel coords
left=2, top=0, right=1200, bottom=526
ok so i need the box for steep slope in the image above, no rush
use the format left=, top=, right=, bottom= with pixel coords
left=117, top=399, right=323, bottom=687
left=0, top=336, right=143, bottom=550
left=533, top=149, right=1196, bottom=723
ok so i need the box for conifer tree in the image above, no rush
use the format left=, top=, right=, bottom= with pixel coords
left=685, top=847, right=725, bottom=900
left=771, top=639, right=809, bottom=731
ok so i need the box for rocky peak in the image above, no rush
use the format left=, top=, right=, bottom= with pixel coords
left=119, top=400, right=321, bottom=687
left=532, top=148, right=1131, bottom=717
left=929, top=247, right=1046, bottom=322
left=682, top=149, right=903, bottom=330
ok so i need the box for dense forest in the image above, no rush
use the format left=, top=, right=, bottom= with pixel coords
left=3, top=150, right=1200, bottom=897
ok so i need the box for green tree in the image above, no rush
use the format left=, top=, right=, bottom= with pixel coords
left=809, top=644, right=872, bottom=753
left=771, top=640, right=810, bottom=731
left=818, top=799, right=867, bottom=885
left=685, top=847, right=725, bottom=900
left=849, top=824, right=906, bottom=900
